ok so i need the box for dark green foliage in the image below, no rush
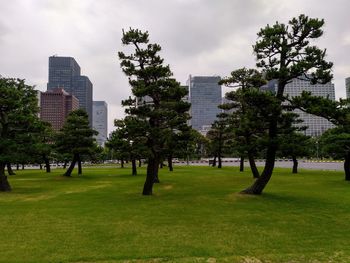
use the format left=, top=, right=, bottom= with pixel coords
left=241, top=14, right=333, bottom=195
left=220, top=68, right=270, bottom=177
left=206, top=113, right=232, bottom=169
left=320, top=125, right=350, bottom=180
left=292, top=94, right=350, bottom=179
left=55, top=109, right=98, bottom=176
left=118, top=28, right=190, bottom=195
left=0, top=77, right=39, bottom=191
left=106, top=117, right=148, bottom=175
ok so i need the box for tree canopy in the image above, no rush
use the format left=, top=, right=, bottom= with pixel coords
left=118, top=28, right=191, bottom=195
left=0, top=77, right=39, bottom=191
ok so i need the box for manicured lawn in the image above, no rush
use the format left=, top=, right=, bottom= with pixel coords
left=0, top=165, right=349, bottom=262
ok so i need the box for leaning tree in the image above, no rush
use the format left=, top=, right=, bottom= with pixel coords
left=118, top=28, right=190, bottom=195
left=55, top=109, right=98, bottom=177
left=241, top=14, right=333, bottom=194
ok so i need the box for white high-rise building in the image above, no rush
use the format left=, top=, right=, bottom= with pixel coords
left=264, top=77, right=335, bottom=136
left=346, top=77, right=350, bottom=99
left=93, top=101, right=108, bottom=146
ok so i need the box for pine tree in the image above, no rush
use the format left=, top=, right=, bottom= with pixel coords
left=55, top=109, right=98, bottom=177
left=118, top=28, right=190, bottom=195
left=241, top=14, right=333, bottom=195
left=0, top=77, right=39, bottom=191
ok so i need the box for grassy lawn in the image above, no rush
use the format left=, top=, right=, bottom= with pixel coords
left=0, top=165, right=349, bottom=262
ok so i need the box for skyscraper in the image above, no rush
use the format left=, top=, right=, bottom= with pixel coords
left=92, top=101, right=108, bottom=146
left=40, top=88, right=79, bottom=131
left=264, top=77, right=335, bottom=136
left=188, top=76, right=222, bottom=134
left=346, top=77, right=350, bottom=99
left=47, top=56, right=93, bottom=126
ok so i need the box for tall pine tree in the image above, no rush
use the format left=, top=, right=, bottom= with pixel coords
left=118, top=28, right=190, bottom=195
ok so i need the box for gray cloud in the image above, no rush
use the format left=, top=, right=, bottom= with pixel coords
left=0, top=0, right=349, bottom=133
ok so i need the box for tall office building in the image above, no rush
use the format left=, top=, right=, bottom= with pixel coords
left=263, top=77, right=335, bottom=136
left=188, top=76, right=222, bottom=134
left=47, top=56, right=93, bottom=126
left=346, top=77, right=350, bottom=99
left=40, top=88, right=79, bottom=131
left=92, top=101, right=108, bottom=146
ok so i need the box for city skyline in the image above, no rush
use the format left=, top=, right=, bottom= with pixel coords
left=1, top=1, right=350, bottom=133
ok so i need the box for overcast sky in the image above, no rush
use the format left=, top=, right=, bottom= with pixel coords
left=1, top=0, right=349, bottom=133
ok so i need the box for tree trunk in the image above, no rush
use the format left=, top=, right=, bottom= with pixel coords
left=292, top=155, right=298, bottom=174
left=241, top=118, right=278, bottom=195
left=0, top=163, right=11, bottom=191
left=160, top=161, right=164, bottom=169
left=212, top=156, right=217, bottom=167
left=143, top=157, right=156, bottom=195
left=131, top=159, right=137, bottom=176
left=154, top=156, right=160, bottom=183
left=344, top=153, right=350, bottom=181
left=21, top=164, right=25, bottom=170
left=6, top=163, right=15, bottom=175
left=138, top=159, right=142, bottom=167
left=218, top=153, right=222, bottom=168
left=77, top=154, right=82, bottom=175
left=168, top=155, right=173, bottom=172
left=120, top=158, right=124, bottom=168
left=63, top=160, right=68, bottom=169
left=43, top=155, right=51, bottom=173
left=64, top=154, right=78, bottom=177
left=39, top=164, right=43, bottom=170
left=16, top=163, right=19, bottom=170
left=248, top=152, right=260, bottom=178
left=239, top=156, right=244, bottom=172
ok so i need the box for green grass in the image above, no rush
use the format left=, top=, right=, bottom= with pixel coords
left=0, top=165, right=350, bottom=262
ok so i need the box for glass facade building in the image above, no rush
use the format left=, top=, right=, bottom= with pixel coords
left=188, top=76, right=222, bottom=133
left=93, top=101, right=108, bottom=146
left=263, top=77, right=335, bottom=136
left=346, top=77, right=350, bottom=99
left=47, top=56, right=93, bottom=126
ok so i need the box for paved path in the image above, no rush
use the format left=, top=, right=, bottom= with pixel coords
left=15, top=160, right=344, bottom=171
left=175, top=160, right=343, bottom=171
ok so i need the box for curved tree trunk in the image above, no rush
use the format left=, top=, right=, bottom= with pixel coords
left=6, top=163, right=15, bottom=175
left=168, top=155, right=173, bottom=172
left=248, top=152, right=260, bottom=178
left=292, top=155, right=298, bottom=174
left=0, top=162, right=11, bottom=191
left=344, top=153, right=350, bottom=181
left=77, top=154, right=82, bottom=175
left=239, top=156, right=244, bottom=172
left=64, top=154, right=78, bottom=177
left=241, top=118, right=278, bottom=195
left=131, top=158, right=137, bottom=176
left=43, top=155, right=51, bottom=173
